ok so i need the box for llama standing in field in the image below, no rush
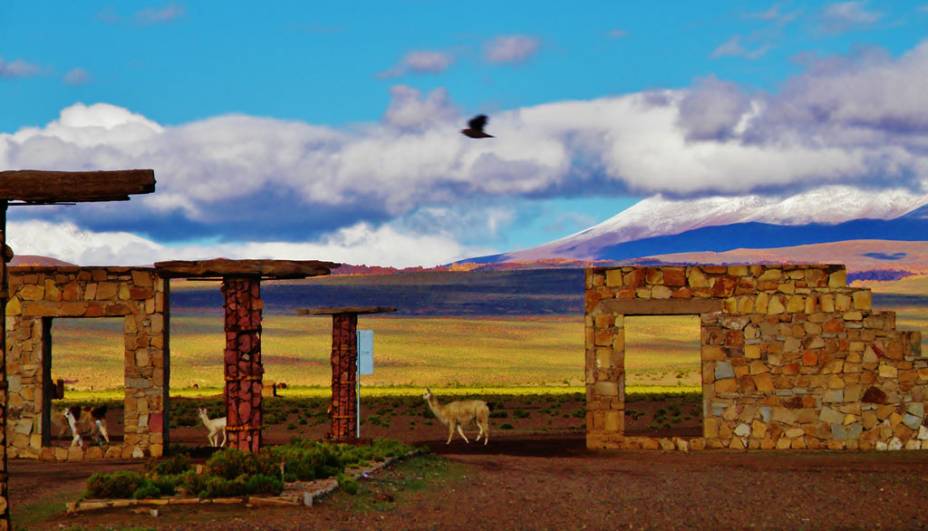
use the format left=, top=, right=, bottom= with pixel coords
left=198, top=407, right=227, bottom=448
left=422, top=388, right=490, bottom=445
left=62, top=405, right=110, bottom=447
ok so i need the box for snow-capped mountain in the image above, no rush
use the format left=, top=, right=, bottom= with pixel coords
left=465, top=186, right=928, bottom=264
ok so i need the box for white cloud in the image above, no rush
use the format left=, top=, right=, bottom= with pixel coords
left=384, top=85, right=458, bottom=130
left=820, top=1, right=881, bottom=33
left=745, top=4, right=801, bottom=23
left=711, top=36, right=771, bottom=60
left=2, top=40, right=928, bottom=265
left=379, top=50, right=454, bottom=78
left=136, top=3, right=185, bottom=24
left=63, top=68, right=90, bottom=85
left=0, top=57, right=41, bottom=78
left=7, top=219, right=488, bottom=268
left=484, top=35, right=540, bottom=64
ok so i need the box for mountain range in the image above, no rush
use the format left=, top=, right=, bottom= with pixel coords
left=458, top=189, right=928, bottom=276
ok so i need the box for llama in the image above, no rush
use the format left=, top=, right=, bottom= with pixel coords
left=62, top=405, right=110, bottom=447
left=198, top=407, right=227, bottom=448
left=422, top=388, right=490, bottom=445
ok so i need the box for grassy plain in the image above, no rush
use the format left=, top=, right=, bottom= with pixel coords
left=48, top=314, right=703, bottom=393
left=43, top=274, right=928, bottom=394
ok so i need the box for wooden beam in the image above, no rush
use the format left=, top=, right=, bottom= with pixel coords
left=297, top=306, right=398, bottom=316
left=0, top=169, right=155, bottom=202
left=154, top=258, right=338, bottom=279
left=596, top=298, right=722, bottom=316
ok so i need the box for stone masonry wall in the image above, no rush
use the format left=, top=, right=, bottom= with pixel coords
left=4, top=267, right=167, bottom=461
left=585, top=264, right=924, bottom=451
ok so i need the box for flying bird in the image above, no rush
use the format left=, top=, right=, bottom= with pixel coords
left=461, top=114, right=494, bottom=138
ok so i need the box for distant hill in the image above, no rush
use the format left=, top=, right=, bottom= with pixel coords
left=9, top=255, right=75, bottom=267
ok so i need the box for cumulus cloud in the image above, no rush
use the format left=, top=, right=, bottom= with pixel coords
left=678, top=76, right=753, bottom=140
left=383, top=85, right=458, bottom=130
left=820, top=1, right=881, bottom=33
left=136, top=3, right=185, bottom=24
left=379, top=50, right=454, bottom=78
left=3, top=40, right=928, bottom=265
left=63, top=68, right=90, bottom=85
left=711, top=36, right=771, bottom=60
left=6, top=219, right=488, bottom=268
left=484, top=35, right=540, bottom=64
left=0, top=57, right=41, bottom=78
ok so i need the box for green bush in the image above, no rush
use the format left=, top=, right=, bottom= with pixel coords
left=152, top=474, right=183, bottom=496
left=337, top=473, right=359, bottom=495
left=245, top=474, right=284, bottom=496
left=87, top=471, right=146, bottom=499
left=207, top=448, right=258, bottom=480
left=199, top=475, right=247, bottom=498
left=500, top=423, right=514, bottom=430
left=133, top=480, right=162, bottom=500
left=149, top=453, right=191, bottom=475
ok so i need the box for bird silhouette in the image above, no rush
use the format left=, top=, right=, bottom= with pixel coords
left=461, top=114, right=494, bottom=138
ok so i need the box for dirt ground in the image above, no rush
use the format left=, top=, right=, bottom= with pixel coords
left=49, top=392, right=702, bottom=448
left=17, top=395, right=928, bottom=529
left=17, top=436, right=928, bottom=530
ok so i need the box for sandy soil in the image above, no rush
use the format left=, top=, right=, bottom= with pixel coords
left=21, top=435, right=928, bottom=530
left=18, top=395, right=928, bottom=529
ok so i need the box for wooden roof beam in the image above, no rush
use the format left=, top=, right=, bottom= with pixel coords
left=0, top=169, right=155, bottom=202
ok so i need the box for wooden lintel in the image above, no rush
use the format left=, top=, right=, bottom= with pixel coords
left=0, top=169, right=155, bottom=202
left=596, top=298, right=722, bottom=316
left=297, top=306, right=398, bottom=316
left=154, top=258, right=339, bottom=279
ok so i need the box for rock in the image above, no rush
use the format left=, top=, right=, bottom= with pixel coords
left=715, top=361, right=734, bottom=380
left=876, top=441, right=888, bottom=451
left=658, top=438, right=675, bottom=451
left=734, top=423, right=751, bottom=437
left=889, top=437, right=903, bottom=451
left=819, top=407, right=844, bottom=424
left=905, top=402, right=924, bottom=418
left=861, top=386, right=888, bottom=404
left=132, top=447, right=145, bottom=459
left=903, top=414, right=922, bottom=430
left=918, top=425, right=928, bottom=441
left=879, top=363, right=898, bottom=379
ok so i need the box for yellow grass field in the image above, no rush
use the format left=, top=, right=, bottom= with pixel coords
left=47, top=314, right=703, bottom=392
left=42, top=273, right=928, bottom=394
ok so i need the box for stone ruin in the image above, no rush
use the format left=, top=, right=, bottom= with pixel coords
left=4, top=266, right=169, bottom=461
left=585, top=263, right=924, bottom=451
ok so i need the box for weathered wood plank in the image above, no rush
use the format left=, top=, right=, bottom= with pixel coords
left=154, top=258, right=338, bottom=279
left=596, top=298, right=722, bottom=315
left=297, top=306, right=398, bottom=316
left=0, top=169, right=155, bottom=201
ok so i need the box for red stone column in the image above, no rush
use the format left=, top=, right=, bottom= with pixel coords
left=330, top=313, right=358, bottom=442
left=222, top=276, right=263, bottom=452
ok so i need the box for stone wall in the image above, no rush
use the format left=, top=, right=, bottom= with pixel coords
left=5, top=267, right=168, bottom=461
left=585, top=264, right=924, bottom=451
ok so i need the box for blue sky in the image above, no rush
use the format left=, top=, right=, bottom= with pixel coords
left=2, top=1, right=928, bottom=266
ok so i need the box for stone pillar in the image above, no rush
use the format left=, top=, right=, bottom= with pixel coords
left=329, top=313, right=358, bottom=442
left=0, top=201, right=9, bottom=527
left=585, top=269, right=625, bottom=449
left=221, top=276, right=263, bottom=452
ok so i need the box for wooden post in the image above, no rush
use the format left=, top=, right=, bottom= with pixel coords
left=221, top=276, right=263, bottom=452
left=330, top=313, right=358, bottom=442
left=0, top=200, right=9, bottom=527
